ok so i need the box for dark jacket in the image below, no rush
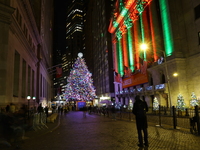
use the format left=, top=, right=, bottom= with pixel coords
left=132, top=97, right=148, bottom=129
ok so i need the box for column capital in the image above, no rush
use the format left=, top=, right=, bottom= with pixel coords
left=124, top=17, right=133, bottom=29
left=116, top=30, right=122, bottom=40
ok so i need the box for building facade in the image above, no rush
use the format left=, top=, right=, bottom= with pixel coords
left=85, top=0, right=115, bottom=104
left=108, top=0, right=200, bottom=108
left=0, top=0, right=53, bottom=109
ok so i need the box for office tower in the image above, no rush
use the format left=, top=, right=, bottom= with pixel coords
left=85, top=0, right=115, bottom=104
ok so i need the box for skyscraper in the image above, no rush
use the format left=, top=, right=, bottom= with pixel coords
left=53, top=0, right=86, bottom=98
left=85, top=0, right=115, bottom=103
left=66, top=0, right=85, bottom=60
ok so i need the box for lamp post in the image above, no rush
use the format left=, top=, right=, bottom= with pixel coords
left=27, top=96, right=31, bottom=119
left=162, top=51, right=172, bottom=109
left=33, top=96, right=36, bottom=113
left=140, top=44, right=172, bottom=109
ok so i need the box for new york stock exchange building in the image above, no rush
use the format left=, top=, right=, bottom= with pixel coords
left=109, top=0, right=200, bottom=109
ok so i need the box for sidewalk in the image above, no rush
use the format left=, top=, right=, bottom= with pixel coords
left=24, top=114, right=61, bottom=139
left=4, top=111, right=200, bottom=150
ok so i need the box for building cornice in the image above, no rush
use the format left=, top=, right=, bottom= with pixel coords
left=19, top=0, right=42, bottom=44
left=0, top=3, right=15, bottom=24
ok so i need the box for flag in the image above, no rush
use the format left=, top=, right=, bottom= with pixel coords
left=114, top=72, right=122, bottom=83
left=124, top=67, right=132, bottom=78
left=56, top=67, right=62, bottom=78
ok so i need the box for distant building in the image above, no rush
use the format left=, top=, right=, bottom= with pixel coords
left=0, top=1, right=54, bottom=108
left=53, top=0, right=86, bottom=99
left=85, top=0, right=115, bottom=103
left=108, top=0, right=200, bottom=107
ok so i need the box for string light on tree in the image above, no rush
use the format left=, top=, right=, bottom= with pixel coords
left=153, top=97, right=159, bottom=111
left=190, top=92, right=199, bottom=107
left=65, top=53, right=96, bottom=101
left=176, top=94, right=186, bottom=111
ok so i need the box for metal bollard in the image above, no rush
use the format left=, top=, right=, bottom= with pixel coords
left=172, top=106, right=177, bottom=129
left=185, top=108, right=189, bottom=116
left=158, top=105, right=161, bottom=126
left=195, top=106, right=200, bottom=135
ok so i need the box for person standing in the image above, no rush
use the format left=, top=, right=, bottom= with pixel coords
left=37, top=104, right=43, bottom=113
left=60, top=106, right=63, bottom=115
left=44, top=106, right=49, bottom=117
left=111, top=105, right=116, bottom=120
left=5, top=105, right=10, bottom=112
left=132, top=95, right=149, bottom=148
left=88, top=105, right=92, bottom=114
left=9, top=103, right=16, bottom=113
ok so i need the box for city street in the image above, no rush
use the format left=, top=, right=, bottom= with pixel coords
left=5, top=111, right=200, bottom=150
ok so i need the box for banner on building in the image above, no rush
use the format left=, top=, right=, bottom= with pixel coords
left=122, top=72, right=148, bottom=88
left=56, top=67, right=62, bottom=78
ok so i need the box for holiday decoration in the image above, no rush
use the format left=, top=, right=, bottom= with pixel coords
left=65, top=54, right=96, bottom=101
left=176, top=94, right=186, bottom=111
left=153, top=97, right=159, bottom=111
left=190, top=92, right=199, bottom=107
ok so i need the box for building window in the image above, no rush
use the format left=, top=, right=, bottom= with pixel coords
left=161, top=74, right=166, bottom=84
left=149, top=76, right=153, bottom=85
left=194, top=4, right=200, bottom=20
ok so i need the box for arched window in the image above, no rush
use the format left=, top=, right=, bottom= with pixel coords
left=161, top=73, right=166, bottom=83
left=149, top=74, right=153, bottom=85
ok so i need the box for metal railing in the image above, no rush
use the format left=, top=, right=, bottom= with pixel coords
left=92, top=105, right=200, bottom=135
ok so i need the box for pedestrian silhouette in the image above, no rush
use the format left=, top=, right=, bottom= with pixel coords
left=132, top=95, right=149, bottom=148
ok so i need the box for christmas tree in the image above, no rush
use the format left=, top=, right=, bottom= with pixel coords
left=190, top=92, right=199, bottom=107
left=65, top=53, right=96, bottom=101
left=65, top=83, right=76, bottom=101
left=153, top=97, right=159, bottom=111
left=176, top=94, right=186, bottom=111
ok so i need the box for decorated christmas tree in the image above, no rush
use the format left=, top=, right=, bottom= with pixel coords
left=190, top=92, right=199, bottom=107
left=153, top=97, right=159, bottom=111
left=176, top=94, right=186, bottom=111
left=65, top=83, right=76, bottom=101
left=65, top=53, right=96, bottom=101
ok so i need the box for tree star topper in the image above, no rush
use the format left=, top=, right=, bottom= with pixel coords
left=78, top=52, right=83, bottom=58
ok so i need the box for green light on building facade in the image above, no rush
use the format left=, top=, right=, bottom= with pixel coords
left=139, top=15, right=147, bottom=61
left=117, top=40, right=124, bottom=76
left=127, top=28, right=135, bottom=72
left=159, top=0, right=174, bottom=56
left=116, top=30, right=124, bottom=76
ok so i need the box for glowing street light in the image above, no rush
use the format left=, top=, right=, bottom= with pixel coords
left=27, top=96, right=31, bottom=119
left=140, top=43, right=148, bottom=51
left=33, top=96, right=36, bottom=112
left=173, top=73, right=178, bottom=77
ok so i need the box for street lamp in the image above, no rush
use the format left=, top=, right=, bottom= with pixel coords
left=33, top=96, right=36, bottom=112
left=140, top=43, right=172, bottom=109
left=173, top=72, right=178, bottom=77
left=27, top=96, right=31, bottom=119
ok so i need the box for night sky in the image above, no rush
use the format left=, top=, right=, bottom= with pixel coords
left=53, top=0, right=67, bottom=54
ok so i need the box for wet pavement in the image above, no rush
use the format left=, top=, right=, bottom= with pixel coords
left=2, top=111, right=200, bottom=150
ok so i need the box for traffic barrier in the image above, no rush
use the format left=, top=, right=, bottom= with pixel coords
left=32, top=113, right=48, bottom=131
left=47, top=113, right=58, bottom=123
